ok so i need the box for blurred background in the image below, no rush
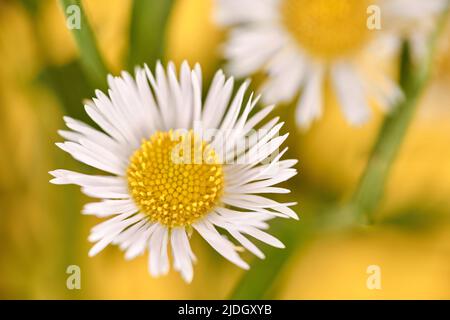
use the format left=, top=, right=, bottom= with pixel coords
left=0, top=0, right=449, bottom=299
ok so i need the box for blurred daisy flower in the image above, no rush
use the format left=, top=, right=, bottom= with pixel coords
left=49, top=62, right=298, bottom=283
left=215, top=0, right=447, bottom=128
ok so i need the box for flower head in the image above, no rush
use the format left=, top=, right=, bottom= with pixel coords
left=216, top=0, right=447, bottom=128
left=50, top=62, right=298, bottom=283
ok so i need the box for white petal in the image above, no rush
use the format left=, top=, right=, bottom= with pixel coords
left=215, top=0, right=279, bottom=25
left=171, top=227, right=195, bottom=283
left=49, top=169, right=123, bottom=187
left=63, top=116, right=124, bottom=155
left=82, top=199, right=138, bottom=217
left=238, top=226, right=285, bottom=248
left=88, top=213, right=144, bottom=256
left=193, top=220, right=249, bottom=270
left=148, top=224, right=170, bottom=277
left=224, top=26, right=287, bottom=77
left=177, top=61, right=194, bottom=128
left=295, top=64, right=324, bottom=129
left=123, top=223, right=157, bottom=260
left=331, top=62, right=371, bottom=125
left=210, top=216, right=265, bottom=259
left=55, top=142, right=124, bottom=175
left=261, top=47, right=306, bottom=104
left=191, top=70, right=202, bottom=125
left=222, top=194, right=298, bottom=220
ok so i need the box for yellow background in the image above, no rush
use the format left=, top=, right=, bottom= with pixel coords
left=0, top=0, right=449, bottom=299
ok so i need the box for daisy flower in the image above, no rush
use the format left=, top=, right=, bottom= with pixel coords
left=215, top=0, right=447, bottom=128
left=49, top=62, right=298, bottom=283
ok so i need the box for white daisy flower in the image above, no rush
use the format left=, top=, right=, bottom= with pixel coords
left=215, top=0, right=447, bottom=129
left=49, top=61, right=298, bottom=283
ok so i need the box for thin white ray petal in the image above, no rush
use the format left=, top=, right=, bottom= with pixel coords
left=215, top=0, right=279, bottom=25
left=331, top=62, right=371, bottom=126
left=148, top=224, right=165, bottom=277
left=296, top=64, right=324, bottom=129
left=193, top=220, right=249, bottom=270
left=171, top=227, right=194, bottom=283
left=82, top=199, right=138, bottom=217
left=239, top=226, right=285, bottom=248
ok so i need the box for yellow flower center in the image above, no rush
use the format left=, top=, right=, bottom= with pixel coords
left=281, top=0, right=372, bottom=59
left=127, top=130, right=224, bottom=228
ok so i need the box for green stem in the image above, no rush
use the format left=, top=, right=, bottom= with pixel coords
left=127, top=0, right=175, bottom=70
left=351, top=8, right=448, bottom=223
left=59, top=0, right=109, bottom=89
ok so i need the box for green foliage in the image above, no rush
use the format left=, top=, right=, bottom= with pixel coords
left=127, top=0, right=175, bottom=70
left=59, top=0, right=109, bottom=90
left=37, top=61, right=93, bottom=123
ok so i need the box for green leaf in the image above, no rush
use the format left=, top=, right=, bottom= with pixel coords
left=380, top=209, right=444, bottom=233
left=127, top=0, right=175, bottom=69
left=19, top=0, right=40, bottom=15
left=59, top=0, right=109, bottom=90
left=37, top=60, right=93, bottom=123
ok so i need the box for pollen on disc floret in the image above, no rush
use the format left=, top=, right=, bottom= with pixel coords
left=282, top=0, right=372, bottom=59
left=127, top=130, right=224, bottom=228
